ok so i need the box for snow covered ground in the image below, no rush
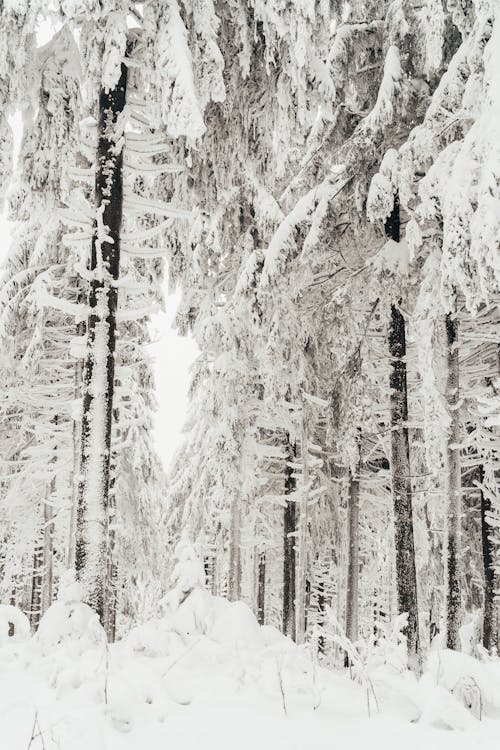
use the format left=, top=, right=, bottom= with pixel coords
left=1, top=580, right=500, bottom=750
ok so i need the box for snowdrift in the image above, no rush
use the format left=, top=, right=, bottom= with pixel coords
left=1, top=587, right=500, bottom=749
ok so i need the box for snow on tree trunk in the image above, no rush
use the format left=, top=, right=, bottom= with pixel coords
left=445, top=310, right=461, bottom=651
left=103, top=442, right=118, bottom=640
left=68, top=323, right=84, bottom=569
left=227, top=495, right=242, bottom=601
left=257, top=552, right=265, bottom=625
left=283, top=436, right=297, bottom=640
left=31, top=486, right=55, bottom=632
left=478, top=464, right=495, bottom=652
left=345, top=462, right=360, bottom=658
left=385, top=201, right=421, bottom=673
left=295, top=420, right=309, bottom=644
left=41, top=488, right=54, bottom=616
left=30, top=541, right=43, bottom=632
left=75, top=54, right=128, bottom=634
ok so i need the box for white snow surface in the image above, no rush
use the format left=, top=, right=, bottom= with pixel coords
left=1, top=590, right=500, bottom=749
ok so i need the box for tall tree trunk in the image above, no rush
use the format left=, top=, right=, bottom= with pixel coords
left=41, top=490, right=54, bottom=616
left=385, top=200, right=421, bottom=672
left=227, top=495, right=241, bottom=601
left=295, top=422, right=309, bottom=643
left=283, top=436, right=297, bottom=639
left=257, top=552, right=265, bottom=625
left=68, top=323, right=84, bottom=569
left=478, top=464, right=495, bottom=651
left=317, top=577, right=326, bottom=655
left=30, top=539, right=43, bottom=632
left=445, top=311, right=461, bottom=650
left=30, top=483, right=55, bottom=632
left=102, top=439, right=118, bottom=640
left=75, top=56, right=128, bottom=627
left=214, top=522, right=224, bottom=596
left=345, top=461, right=360, bottom=656
left=42, top=423, right=58, bottom=616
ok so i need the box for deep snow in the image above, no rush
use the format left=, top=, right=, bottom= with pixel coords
left=1, top=585, right=500, bottom=750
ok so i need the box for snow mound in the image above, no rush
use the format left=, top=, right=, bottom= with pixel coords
left=426, top=649, right=500, bottom=719
left=0, top=604, right=30, bottom=644
left=36, top=574, right=105, bottom=654
left=36, top=599, right=105, bottom=652
left=2, top=592, right=500, bottom=749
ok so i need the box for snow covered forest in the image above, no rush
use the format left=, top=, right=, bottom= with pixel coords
left=0, top=0, right=499, bottom=747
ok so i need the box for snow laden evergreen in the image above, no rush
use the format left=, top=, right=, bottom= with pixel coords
left=0, top=0, right=498, bottom=699
left=0, top=25, right=81, bottom=627
left=166, top=0, right=500, bottom=670
left=1, top=4, right=173, bottom=636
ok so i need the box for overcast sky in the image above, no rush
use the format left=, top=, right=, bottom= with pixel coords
left=149, top=295, right=198, bottom=471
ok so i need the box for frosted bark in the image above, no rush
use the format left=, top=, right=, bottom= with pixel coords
left=295, top=422, right=309, bottom=644
left=102, top=447, right=118, bottom=642
left=75, top=51, right=128, bottom=633
left=283, top=436, right=296, bottom=640
left=68, top=332, right=84, bottom=570
left=445, top=311, right=461, bottom=650
left=227, top=495, right=241, bottom=601
left=386, top=201, right=421, bottom=672
left=257, top=552, right=265, bottom=625
left=478, top=464, right=496, bottom=652
left=30, top=542, right=43, bottom=632
left=345, top=464, right=360, bottom=653
left=29, top=482, right=54, bottom=631
left=41, top=490, right=54, bottom=616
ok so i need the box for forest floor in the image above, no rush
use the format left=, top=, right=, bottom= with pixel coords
left=1, top=589, right=499, bottom=750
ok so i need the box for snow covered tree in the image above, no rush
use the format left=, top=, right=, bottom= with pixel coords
left=0, top=23, right=81, bottom=626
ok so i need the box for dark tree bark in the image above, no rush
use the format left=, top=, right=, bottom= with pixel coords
left=30, top=486, right=55, bottom=630
left=385, top=199, right=421, bottom=672
left=227, top=494, right=241, bottom=602
left=30, top=543, right=43, bottom=632
left=68, top=319, right=85, bottom=569
left=102, top=437, right=118, bottom=641
left=345, top=463, right=360, bottom=663
left=445, top=311, right=461, bottom=650
left=478, top=464, right=495, bottom=651
left=317, top=578, right=326, bottom=654
left=257, top=552, right=266, bottom=625
left=283, top=436, right=297, bottom=640
left=75, top=55, right=128, bottom=634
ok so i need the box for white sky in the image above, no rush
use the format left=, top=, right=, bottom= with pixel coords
left=149, top=296, right=198, bottom=471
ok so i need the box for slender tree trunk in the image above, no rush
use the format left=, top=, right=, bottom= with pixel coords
left=257, top=552, right=265, bottom=625
left=227, top=495, right=241, bottom=601
left=102, top=439, right=118, bottom=640
left=75, top=56, right=128, bottom=626
left=30, top=540, right=43, bottom=632
left=283, top=436, right=297, bottom=639
left=345, top=463, right=360, bottom=657
left=30, top=485, right=54, bottom=631
left=42, top=423, right=58, bottom=616
left=214, top=522, right=224, bottom=596
left=385, top=200, right=421, bottom=672
left=317, top=578, right=326, bottom=654
left=445, top=311, right=461, bottom=650
left=478, top=464, right=495, bottom=651
left=68, top=323, right=84, bottom=569
left=41, top=490, right=54, bottom=615
left=295, top=422, right=309, bottom=644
